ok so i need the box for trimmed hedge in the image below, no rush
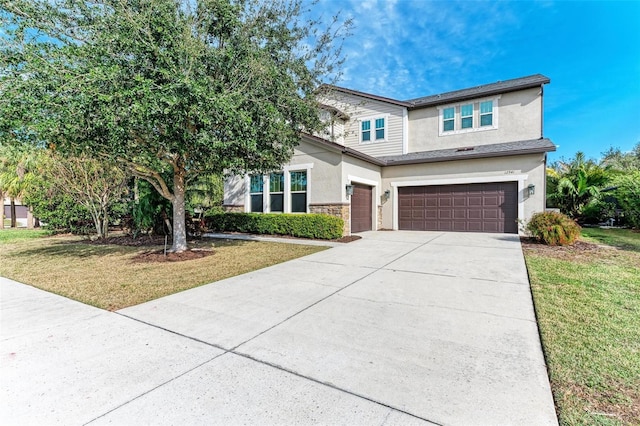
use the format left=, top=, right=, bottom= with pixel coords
left=526, top=211, right=581, bottom=246
left=205, top=213, right=343, bottom=240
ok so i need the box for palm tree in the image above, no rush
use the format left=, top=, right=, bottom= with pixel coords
left=548, top=152, right=610, bottom=219
left=0, top=144, right=39, bottom=228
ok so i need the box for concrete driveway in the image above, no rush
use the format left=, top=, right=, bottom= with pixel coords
left=1, top=231, right=557, bottom=425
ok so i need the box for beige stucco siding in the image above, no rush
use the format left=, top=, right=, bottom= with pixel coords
left=380, top=153, right=547, bottom=233
left=320, top=91, right=405, bottom=157
left=408, top=88, right=543, bottom=152
left=290, top=140, right=342, bottom=205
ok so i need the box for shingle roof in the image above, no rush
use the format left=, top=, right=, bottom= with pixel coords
left=406, top=74, right=550, bottom=109
left=377, top=138, right=556, bottom=166
left=301, top=133, right=386, bottom=166
left=323, top=74, right=550, bottom=111
left=302, top=134, right=556, bottom=167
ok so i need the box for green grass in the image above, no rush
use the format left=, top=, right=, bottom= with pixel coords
left=0, top=228, right=50, bottom=243
left=524, top=228, right=640, bottom=425
left=0, top=233, right=327, bottom=310
left=580, top=227, right=640, bottom=251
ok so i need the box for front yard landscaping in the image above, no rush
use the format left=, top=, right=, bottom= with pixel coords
left=523, top=228, right=640, bottom=425
left=0, top=230, right=326, bottom=311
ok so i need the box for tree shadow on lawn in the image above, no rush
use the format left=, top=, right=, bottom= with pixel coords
left=6, top=240, right=140, bottom=259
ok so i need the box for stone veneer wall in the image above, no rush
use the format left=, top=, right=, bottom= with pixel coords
left=377, top=205, right=383, bottom=230
left=223, top=204, right=244, bottom=213
left=309, top=203, right=351, bottom=237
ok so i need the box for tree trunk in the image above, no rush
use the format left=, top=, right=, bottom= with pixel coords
left=27, top=206, right=34, bottom=229
left=171, top=166, right=188, bottom=252
left=10, top=198, right=16, bottom=228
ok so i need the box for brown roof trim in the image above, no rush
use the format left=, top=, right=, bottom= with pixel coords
left=300, top=133, right=386, bottom=166
left=320, top=85, right=411, bottom=108
left=379, top=138, right=556, bottom=166
left=407, top=74, right=550, bottom=109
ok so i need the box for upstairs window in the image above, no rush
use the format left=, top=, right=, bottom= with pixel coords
left=480, top=101, right=493, bottom=126
left=375, top=118, right=385, bottom=140
left=249, top=175, right=263, bottom=213
left=439, top=97, right=499, bottom=136
left=360, top=116, right=387, bottom=143
left=461, top=104, right=473, bottom=129
left=269, top=172, right=284, bottom=212
left=361, top=120, right=371, bottom=142
left=443, top=107, right=455, bottom=132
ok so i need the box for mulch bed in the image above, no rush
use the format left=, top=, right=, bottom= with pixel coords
left=520, top=236, right=608, bottom=261
left=131, top=248, right=215, bottom=263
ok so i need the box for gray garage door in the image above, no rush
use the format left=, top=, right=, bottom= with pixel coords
left=398, top=182, right=518, bottom=233
left=351, top=184, right=372, bottom=233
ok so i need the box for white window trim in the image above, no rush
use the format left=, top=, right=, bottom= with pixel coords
left=390, top=174, right=528, bottom=233
left=245, top=163, right=313, bottom=213
left=358, top=114, right=389, bottom=144
left=438, top=96, right=500, bottom=136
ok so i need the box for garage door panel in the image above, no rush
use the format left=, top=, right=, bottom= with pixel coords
left=398, top=182, right=518, bottom=234
left=351, top=184, right=372, bottom=233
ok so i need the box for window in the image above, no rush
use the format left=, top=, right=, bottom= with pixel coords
left=360, top=116, right=387, bottom=143
left=439, top=97, right=499, bottom=135
left=249, top=175, right=263, bottom=213
left=443, top=107, right=455, bottom=132
left=269, top=172, right=284, bottom=212
left=290, top=171, right=307, bottom=213
left=480, top=101, right=493, bottom=126
left=461, top=104, right=473, bottom=129
left=361, top=120, right=371, bottom=142
left=375, top=118, right=385, bottom=140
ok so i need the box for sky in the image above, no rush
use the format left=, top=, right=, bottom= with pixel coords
left=310, top=0, right=640, bottom=163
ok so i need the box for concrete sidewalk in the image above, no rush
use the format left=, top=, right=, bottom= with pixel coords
left=1, top=231, right=557, bottom=425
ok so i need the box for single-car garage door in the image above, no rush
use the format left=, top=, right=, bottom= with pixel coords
left=351, top=184, right=373, bottom=233
left=398, top=182, right=518, bottom=233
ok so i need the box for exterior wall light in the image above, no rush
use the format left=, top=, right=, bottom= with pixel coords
left=345, top=184, right=354, bottom=198
left=383, top=189, right=391, bottom=200
left=527, top=184, right=535, bottom=196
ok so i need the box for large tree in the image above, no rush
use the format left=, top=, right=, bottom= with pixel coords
left=0, top=0, right=349, bottom=251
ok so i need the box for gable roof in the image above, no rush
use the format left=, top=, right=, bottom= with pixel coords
left=301, top=133, right=387, bottom=166
left=324, top=74, right=550, bottom=111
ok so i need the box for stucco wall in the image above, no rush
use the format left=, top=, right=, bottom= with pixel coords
left=320, top=91, right=405, bottom=157
left=408, top=88, right=543, bottom=152
left=380, top=153, right=547, bottom=232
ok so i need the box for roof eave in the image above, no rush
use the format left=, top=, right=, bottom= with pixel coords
left=385, top=146, right=556, bottom=166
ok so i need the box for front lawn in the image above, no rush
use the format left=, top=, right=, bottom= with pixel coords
left=523, top=228, right=640, bottom=425
left=0, top=230, right=326, bottom=310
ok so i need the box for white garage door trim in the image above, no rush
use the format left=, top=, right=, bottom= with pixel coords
left=390, top=174, right=528, bottom=232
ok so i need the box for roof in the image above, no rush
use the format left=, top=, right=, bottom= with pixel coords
left=324, top=74, right=550, bottom=111
left=377, top=138, right=556, bottom=166
left=300, top=133, right=386, bottom=166
left=407, top=74, right=550, bottom=109
left=301, top=134, right=555, bottom=167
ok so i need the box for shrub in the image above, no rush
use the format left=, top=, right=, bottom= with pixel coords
left=526, top=211, right=581, bottom=246
left=611, top=172, right=640, bottom=229
left=205, top=213, right=343, bottom=240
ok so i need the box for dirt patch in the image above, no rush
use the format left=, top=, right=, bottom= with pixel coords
left=334, top=235, right=362, bottom=243
left=82, top=234, right=169, bottom=247
left=562, top=381, right=640, bottom=425
left=131, top=248, right=215, bottom=263
left=521, top=237, right=608, bottom=261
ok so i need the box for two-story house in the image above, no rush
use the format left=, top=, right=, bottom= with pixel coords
left=224, top=74, right=556, bottom=235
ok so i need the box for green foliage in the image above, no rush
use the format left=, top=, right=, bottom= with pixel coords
left=547, top=152, right=610, bottom=220
left=205, top=213, right=343, bottom=240
left=129, top=178, right=173, bottom=236
left=22, top=185, right=94, bottom=234
left=1, top=0, right=351, bottom=251
left=610, top=171, right=640, bottom=229
left=601, top=142, right=640, bottom=171
left=526, top=211, right=581, bottom=246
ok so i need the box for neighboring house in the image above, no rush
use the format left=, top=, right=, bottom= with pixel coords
left=224, top=74, right=556, bottom=235
left=3, top=196, right=29, bottom=227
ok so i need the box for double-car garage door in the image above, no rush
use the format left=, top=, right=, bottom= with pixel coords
left=398, top=182, right=518, bottom=234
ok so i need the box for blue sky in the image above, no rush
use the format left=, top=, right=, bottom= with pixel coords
left=311, top=0, right=640, bottom=163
